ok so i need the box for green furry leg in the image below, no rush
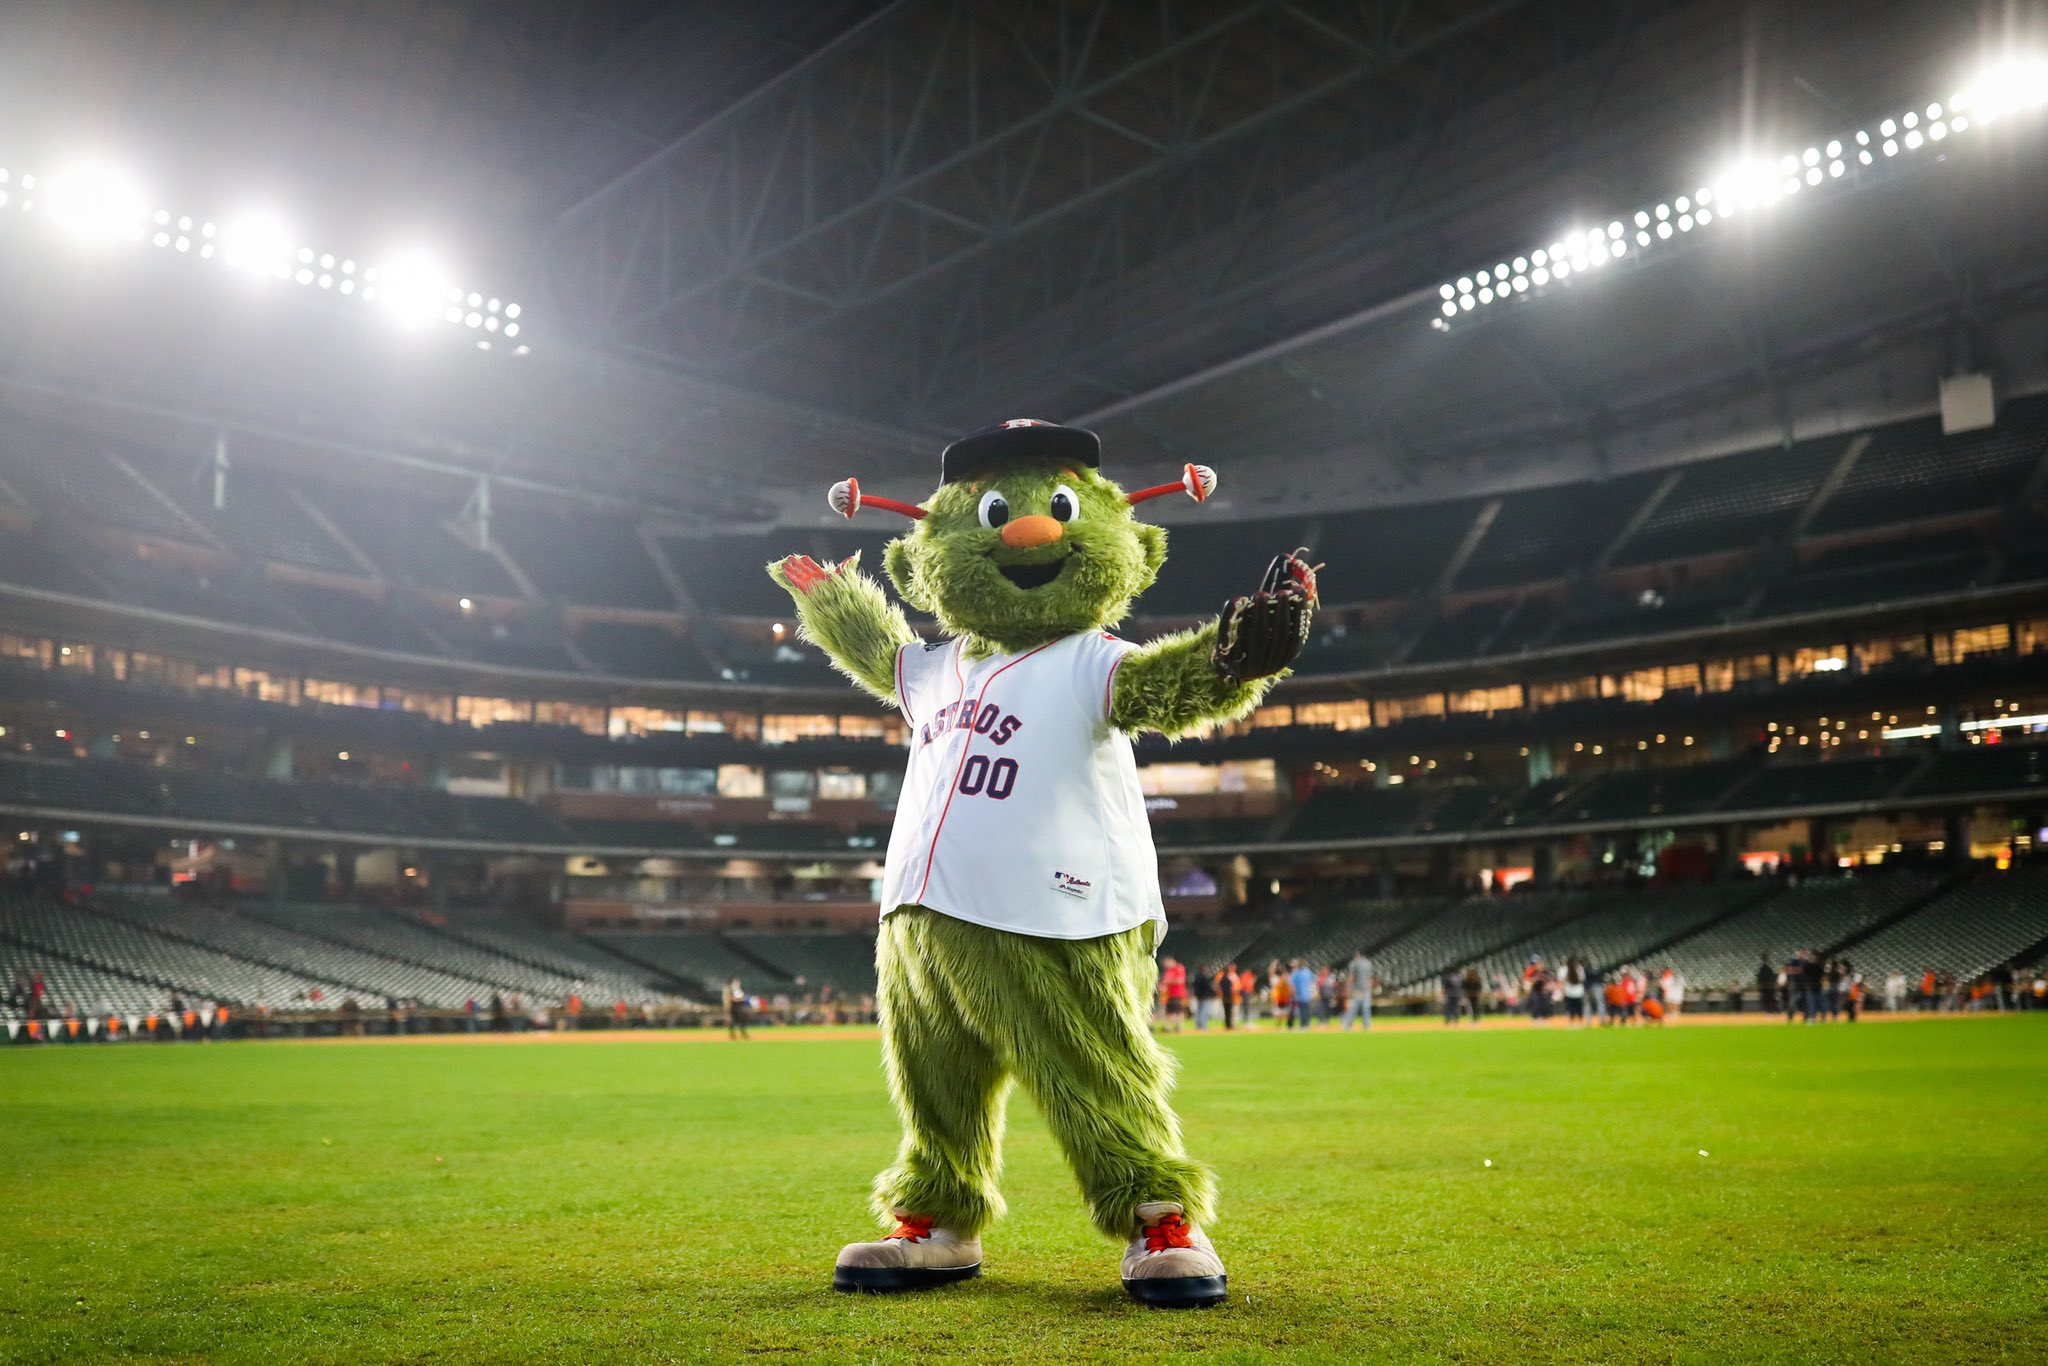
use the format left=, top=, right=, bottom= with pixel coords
left=872, top=912, right=1010, bottom=1236
left=873, top=907, right=1216, bottom=1240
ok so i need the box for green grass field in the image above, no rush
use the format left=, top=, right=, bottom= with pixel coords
left=3, top=1017, right=2043, bottom=1363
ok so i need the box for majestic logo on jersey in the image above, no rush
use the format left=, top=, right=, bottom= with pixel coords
left=919, top=699, right=1024, bottom=748
left=1051, top=870, right=1094, bottom=900
left=1001, top=418, right=1046, bottom=428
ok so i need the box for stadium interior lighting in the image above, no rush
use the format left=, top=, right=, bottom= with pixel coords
left=218, top=212, right=295, bottom=279
left=0, top=156, right=526, bottom=348
left=1961, top=713, right=2048, bottom=732
left=1434, top=50, right=2048, bottom=326
left=366, top=252, right=448, bottom=330
left=1951, top=55, right=2048, bottom=122
left=42, top=163, right=148, bottom=243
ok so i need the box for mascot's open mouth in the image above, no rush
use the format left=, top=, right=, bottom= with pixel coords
left=996, top=558, right=1067, bottom=590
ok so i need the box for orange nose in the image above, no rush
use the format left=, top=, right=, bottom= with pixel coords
left=999, top=514, right=1064, bottom=548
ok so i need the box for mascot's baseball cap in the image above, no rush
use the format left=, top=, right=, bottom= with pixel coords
left=940, top=418, right=1100, bottom=484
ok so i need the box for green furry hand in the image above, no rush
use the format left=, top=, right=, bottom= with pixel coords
left=766, top=551, right=917, bottom=705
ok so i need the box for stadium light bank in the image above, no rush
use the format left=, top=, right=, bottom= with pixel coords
left=1431, top=53, right=2048, bottom=329
left=1, top=160, right=527, bottom=353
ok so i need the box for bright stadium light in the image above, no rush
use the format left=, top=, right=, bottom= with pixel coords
left=218, top=211, right=295, bottom=279
left=1433, top=49, right=2048, bottom=327
left=41, top=163, right=148, bottom=243
left=0, top=156, right=530, bottom=349
left=374, top=252, right=451, bottom=329
left=1951, top=55, right=2048, bottom=122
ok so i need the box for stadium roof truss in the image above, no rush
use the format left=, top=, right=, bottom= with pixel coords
left=541, top=0, right=1673, bottom=428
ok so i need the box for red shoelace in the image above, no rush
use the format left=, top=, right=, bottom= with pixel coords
left=1141, top=1212, right=1194, bottom=1252
left=886, top=1215, right=934, bottom=1242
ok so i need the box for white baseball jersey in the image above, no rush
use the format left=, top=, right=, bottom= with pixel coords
left=878, top=630, right=1164, bottom=943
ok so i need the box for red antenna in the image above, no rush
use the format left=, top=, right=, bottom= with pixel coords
left=828, top=477, right=926, bottom=521
left=1127, top=463, right=1218, bottom=507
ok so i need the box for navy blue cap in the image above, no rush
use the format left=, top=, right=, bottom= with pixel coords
left=940, top=419, right=1100, bottom=484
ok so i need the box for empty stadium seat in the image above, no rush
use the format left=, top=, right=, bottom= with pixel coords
left=1841, top=867, right=2048, bottom=983
left=1614, top=438, right=1839, bottom=565
left=1654, top=875, right=1935, bottom=991
left=1372, top=893, right=1601, bottom=990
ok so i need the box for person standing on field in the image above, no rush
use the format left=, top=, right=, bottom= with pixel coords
left=1288, top=960, right=1315, bottom=1031
left=1560, top=957, right=1587, bottom=1024
left=1661, top=966, right=1686, bottom=1018
left=1882, top=968, right=1905, bottom=1012
left=726, top=978, right=751, bottom=1039
left=1190, top=960, right=1217, bottom=1030
left=1440, top=967, right=1462, bottom=1026
left=1218, top=963, right=1241, bottom=1031
left=1342, top=949, right=1374, bottom=1030
left=1462, top=965, right=1484, bottom=1022
left=1158, top=956, right=1189, bottom=1033
left=1801, top=953, right=1825, bottom=1023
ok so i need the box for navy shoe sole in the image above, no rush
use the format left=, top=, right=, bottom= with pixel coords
left=832, top=1262, right=982, bottom=1294
left=1123, top=1274, right=1228, bottom=1308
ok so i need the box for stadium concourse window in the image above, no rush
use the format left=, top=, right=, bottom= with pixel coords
left=762, top=714, right=837, bottom=745
left=1139, top=760, right=1278, bottom=796
left=1447, top=684, right=1524, bottom=715
left=1701, top=653, right=1773, bottom=692
left=381, top=687, right=453, bottom=723
left=1932, top=624, right=2012, bottom=665
left=837, top=714, right=907, bottom=745
left=0, top=633, right=49, bottom=668
left=303, top=677, right=376, bottom=708
left=231, top=668, right=295, bottom=704
left=1856, top=634, right=1930, bottom=671
left=53, top=643, right=95, bottom=673
left=1294, top=700, right=1370, bottom=730
left=533, top=701, right=604, bottom=734
left=567, top=766, right=719, bottom=794
left=1530, top=676, right=1601, bottom=708
left=455, top=695, right=531, bottom=727
left=817, top=769, right=866, bottom=800
left=606, top=707, right=759, bottom=740
left=1778, top=645, right=1852, bottom=684
left=1378, top=693, right=1447, bottom=724
left=2019, top=618, right=2048, bottom=654
left=769, top=770, right=817, bottom=801
left=1613, top=664, right=1700, bottom=703
left=717, top=765, right=765, bottom=798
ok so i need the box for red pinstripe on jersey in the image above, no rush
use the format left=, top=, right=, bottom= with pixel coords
left=913, top=636, right=1061, bottom=905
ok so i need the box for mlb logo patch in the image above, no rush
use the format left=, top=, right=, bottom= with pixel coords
left=1051, top=870, right=1093, bottom=900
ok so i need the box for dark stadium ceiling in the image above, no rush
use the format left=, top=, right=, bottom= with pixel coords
left=1, top=0, right=2045, bottom=518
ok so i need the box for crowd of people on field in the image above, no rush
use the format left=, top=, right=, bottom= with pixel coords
left=1153, top=952, right=1380, bottom=1031
left=1138, top=946, right=2048, bottom=1032
left=1748, top=953, right=2042, bottom=1020
left=1428, top=956, right=1688, bottom=1025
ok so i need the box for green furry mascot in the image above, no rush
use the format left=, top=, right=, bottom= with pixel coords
left=768, top=419, right=1317, bottom=1308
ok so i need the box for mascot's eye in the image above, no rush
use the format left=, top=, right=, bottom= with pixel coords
left=977, top=490, right=1010, bottom=529
left=1049, top=484, right=1080, bottom=523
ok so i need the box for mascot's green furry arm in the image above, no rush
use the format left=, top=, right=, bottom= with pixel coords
left=765, top=550, right=913, bottom=704
left=764, top=419, right=1317, bottom=1310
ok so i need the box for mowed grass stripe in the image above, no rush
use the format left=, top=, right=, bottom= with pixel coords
left=2, top=1018, right=2041, bottom=1363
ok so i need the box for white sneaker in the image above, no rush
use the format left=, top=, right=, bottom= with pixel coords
left=1121, top=1201, right=1228, bottom=1308
left=832, top=1211, right=982, bottom=1294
